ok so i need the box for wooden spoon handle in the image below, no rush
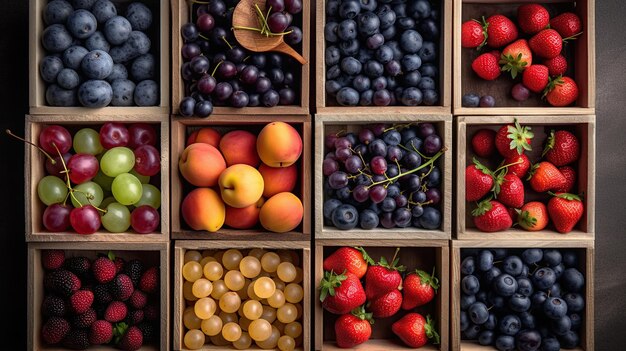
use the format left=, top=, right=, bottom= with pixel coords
left=274, top=42, right=307, bottom=65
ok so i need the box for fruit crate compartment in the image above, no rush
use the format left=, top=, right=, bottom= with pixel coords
left=171, top=115, right=311, bottom=240
left=314, top=0, right=452, bottom=114
left=314, top=239, right=450, bottom=351
left=27, top=241, right=170, bottom=351
left=315, top=114, right=452, bottom=240
left=25, top=114, right=170, bottom=242
left=173, top=240, right=311, bottom=351
left=453, top=0, right=595, bottom=115
left=456, top=115, right=595, bottom=240
left=450, top=240, right=594, bottom=351
left=171, top=0, right=311, bottom=116
left=29, top=0, right=170, bottom=115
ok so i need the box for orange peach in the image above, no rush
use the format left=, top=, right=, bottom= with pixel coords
left=218, top=164, right=264, bottom=208
left=181, top=188, right=225, bottom=232
left=224, top=197, right=265, bottom=229
left=256, top=122, right=302, bottom=167
left=258, top=163, right=298, bottom=198
left=179, top=143, right=226, bottom=187
left=219, top=130, right=260, bottom=167
left=259, top=192, right=303, bottom=233
left=186, top=127, right=222, bottom=148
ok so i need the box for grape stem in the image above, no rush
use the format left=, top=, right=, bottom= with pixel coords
left=211, top=60, right=224, bottom=77
left=221, top=36, right=233, bottom=49
left=232, top=4, right=294, bottom=37
left=188, top=0, right=210, bottom=4
left=366, top=147, right=447, bottom=189
left=384, top=123, right=414, bottom=132
left=198, top=33, right=210, bottom=41
left=5, top=129, right=56, bottom=164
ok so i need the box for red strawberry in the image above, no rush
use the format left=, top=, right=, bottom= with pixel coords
left=368, top=289, right=403, bottom=318
left=323, top=247, right=373, bottom=279
left=45, top=269, right=81, bottom=297
left=544, top=76, right=579, bottom=107
left=119, top=325, right=144, bottom=351
left=89, top=320, right=113, bottom=345
left=461, top=19, right=486, bottom=48
left=402, top=269, right=439, bottom=310
left=112, top=274, right=135, bottom=301
left=472, top=51, right=501, bottom=80
left=543, top=130, right=580, bottom=166
left=72, top=307, right=97, bottom=328
left=507, top=207, right=518, bottom=223
left=472, top=199, right=513, bottom=232
left=504, top=153, right=531, bottom=179
left=92, top=256, right=116, bottom=284
left=365, top=248, right=405, bottom=300
left=500, top=39, right=533, bottom=78
left=465, top=159, right=494, bottom=202
left=485, top=15, right=518, bottom=48
left=528, top=161, right=568, bottom=192
left=41, top=316, right=70, bottom=344
left=554, top=166, right=576, bottom=192
left=139, top=266, right=159, bottom=293
left=69, top=289, right=94, bottom=314
left=471, top=129, right=497, bottom=158
left=129, top=290, right=148, bottom=310
left=114, top=256, right=125, bottom=274
left=334, top=306, right=373, bottom=348
left=392, top=313, right=440, bottom=348
left=105, top=301, right=128, bottom=322
left=543, top=55, right=568, bottom=76
left=550, top=12, right=582, bottom=38
left=494, top=173, right=525, bottom=209
left=547, top=192, right=584, bottom=233
left=517, top=4, right=550, bottom=34
left=495, top=120, right=534, bottom=158
left=42, top=250, right=65, bottom=270
left=518, top=201, right=549, bottom=231
left=320, top=271, right=366, bottom=315
left=529, top=29, right=563, bottom=59
left=522, top=64, right=549, bottom=93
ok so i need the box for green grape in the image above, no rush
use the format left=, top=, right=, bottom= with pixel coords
left=93, top=170, right=114, bottom=192
left=100, top=196, right=117, bottom=210
left=37, top=175, right=68, bottom=206
left=73, top=128, right=104, bottom=155
left=100, top=147, right=135, bottom=177
left=130, top=169, right=150, bottom=184
left=134, top=183, right=161, bottom=209
left=71, top=181, right=104, bottom=208
left=101, top=202, right=131, bottom=232
left=112, top=173, right=143, bottom=205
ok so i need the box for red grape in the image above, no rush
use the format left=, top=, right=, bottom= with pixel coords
left=39, top=125, right=72, bottom=155
left=267, top=0, right=285, bottom=12
left=334, top=147, right=352, bottom=162
left=43, top=204, right=71, bottom=232
left=267, top=12, right=289, bottom=33
left=426, top=188, right=441, bottom=205
left=325, top=133, right=339, bottom=150
left=128, top=123, right=157, bottom=149
left=285, top=0, right=303, bottom=14
left=131, top=205, right=160, bottom=234
left=322, top=159, right=339, bottom=176
left=334, top=137, right=352, bottom=149
left=370, top=156, right=387, bottom=175
left=369, top=185, right=387, bottom=203
left=418, top=123, right=436, bottom=138
left=133, top=145, right=161, bottom=176
left=46, top=152, right=72, bottom=178
left=370, top=124, right=386, bottom=136
left=67, top=154, right=99, bottom=184
left=196, top=13, right=215, bottom=33
left=344, top=155, right=363, bottom=174
left=328, top=171, right=349, bottom=189
left=423, top=134, right=442, bottom=155
left=100, top=123, right=129, bottom=149
left=70, top=205, right=101, bottom=234
left=358, top=129, right=375, bottom=145
left=197, top=74, right=217, bottom=94
left=352, top=184, right=370, bottom=202
left=511, top=83, right=531, bottom=101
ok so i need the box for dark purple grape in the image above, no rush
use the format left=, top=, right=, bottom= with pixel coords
left=370, top=124, right=385, bottom=136
left=181, top=23, right=198, bottom=41
left=359, top=129, right=375, bottom=145
left=279, top=88, right=295, bottom=105
left=352, top=184, right=370, bottom=203
left=267, top=0, right=285, bottom=12
left=344, top=155, right=363, bottom=173
left=283, top=72, right=295, bottom=85
left=369, top=185, right=387, bottom=204
left=181, top=43, right=201, bottom=60
left=268, top=68, right=285, bottom=85
left=511, top=83, right=530, bottom=101
left=394, top=208, right=412, bottom=227
left=216, top=61, right=237, bottom=79
left=285, top=26, right=303, bottom=45
left=262, top=90, right=280, bottom=107
left=381, top=197, right=396, bottom=212
left=190, top=55, right=210, bottom=74
left=229, top=91, right=249, bottom=108
left=194, top=100, right=213, bottom=117
left=285, top=0, right=303, bottom=14
left=239, top=65, right=259, bottom=85
left=423, top=134, right=442, bottom=155
left=267, top=53, right=283, bottom=67
left=226, top=47, right=246, bottom=63
left=228, top=79, right=242, bottom=92
left=197, top=13, right=215, bottom=33
left=256, top=77, right=272, bottom=93
left=329, top=171, right=349, bottom=189
left=386, top=185, right=400, bottom=198
left=418, top=123, right=436, bottom=138
left=380, top=212, right=395, bottom=228
left=412, top=205, right=424, bottom=217
left=425, top=188, right=441, bottom=205
left=248, top=93, right=261, bottom=107
left=212, top=53, right=227, bottom=65
left=386, top=164, right=399, bottom=178
left=208, top=0, right=227, bottom=17
left=196, top=4, right=209, bottom=17
left=214, top=82, right=233, bottom=101
left=386, top=145, right=403, bottom=162
left=210, top=27, right=228, bottom=46
left=181, top=62, right=194, bottom=81
left=354, top=144, right=368, bottom=157
left=179, top=97, right=195, bottom=117
left=373, top=89, right=392, bottom=106
left=414, top=191, right=427, bottom=203
left=197, top=74, right=216, bottom=94
left=268, top=12, right=289, bottom=33
left=395, top=194, right=408, bottom=208
left=323, top=159, right=339, bottom=176
left=250, top=54, right=266, bottom=68
left=334, top=147, right=352, bottom=162
left=368, top=139, right=387, bottom=157
left=403, top=174, right=421, bottom=192
left=334, top=137, right=352, bottom=149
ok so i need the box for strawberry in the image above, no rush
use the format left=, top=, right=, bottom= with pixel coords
left=72, top=307, right=97, bottom=328
left=471, top=129, right=497, bottom=158
left=518, top=201, right=549, bottom=231
left=119, top=325, right=144, bottom=351
left=368, top=289, right=403, bottom=318
left=89, top=320, right=113, bottom=345
left=472, top=199, right=513, bottom=232
left=543, top=55, right=568, bottom=76
left=41, top=316, right=70, bottom=344
left=402, top=268, right=439, bottom=310
left=105, top=301, right=128, bottom=322
left=42, top=295, right=67, bottom=317
left=517, top=4, right=550, bottom=34
left=504, top=153, right=531, bottom=179
left=323, top=247, right=373, bottom=279
left=365, top=248, right=405, bottom=300
left=92, top=255, right=117, bottom=284
left=461, top=19, right=486, bottom=48
left=392, top=313, right=440, bottom=348
left=465, top=158, right=494, bottom=202
left=495, top=120, right=534, bottom=158
left=485, top=15, right=518, bottom=48
left=543, top=130, right=580, bottom=166
left=139, top=266, right=159, bottom=293
left=554, top=166, right=576, bottom=192
left=522, top=64, right=549, bottom=93
left=507, top=207, right=518, bottom=223
left=528, top=161, right=568, bottom=192
left=472, top=51, right=501, bottom=80
left=529, top=29, right=563, bottom=59
left=320, top=271, right=366, bottom=315
left=547, top=192, right=584, bottom=233
left=334, top=306, right=373, bottom=348
left=42, top=250, right=65, bottom=270
left=111, top=274, right=135, bottom=301
left=69, top=289, right=94, bottom=314
left=550, top=12, right=582, bottom=38
left=544, top=76, right=579, bottom=107
left=62, top=328, right=90, bottom=349
left=114, top=256, right=125, bottom=274
left=45, top=269, right=82, bottom=297
left=494, top=173, right=525, bottom=209
left=129, top=290, right=148, bottom=310
left=500, top=39, right=533, bottom=78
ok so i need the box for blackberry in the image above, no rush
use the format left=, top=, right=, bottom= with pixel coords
left=65, top=257, right=91, bottom=278
left=62, top=328, right=91, bottom=349
left=128, top=309, right=145, bottom=325
left=93, top=284, right=112, bottom=304
left=41, top=317, right=70, bottom=344
left=124, top=259, right=144, bottom=287
left=72, top=308, right=97, bottom=328
left=137, top=322, right=156, bottom=342
left=41, top=295, right=67, bottom=317
left=44, top=269, right=81, bottom=297
left=111, top=274, right=134, bottom=301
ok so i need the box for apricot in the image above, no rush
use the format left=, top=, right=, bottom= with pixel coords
left=258, top=163, right=298, bottom=198
left=179, top=143, right=226, bottom=187
left=218, top=164, right=264, bottom=208
left=219, top=130, right=260, bottom=167
left=256, top=122, right=302, bottom=167
left=224, top=198, right=265, bottom=229
left=259, top=192, right=303, bottom=233
left=187, top=127, right=221, bottom=148
left=182, top=188, right=225, bottom=232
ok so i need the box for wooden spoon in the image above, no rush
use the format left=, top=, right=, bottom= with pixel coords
left=232, top=0, right=307, bottom=65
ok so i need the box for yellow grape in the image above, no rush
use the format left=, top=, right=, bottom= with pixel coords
left=210, top=280, right=228, bottom=300
left=201, top=315, right=223, bottom=336
left=254, top=277, right=276, bottom=299
left=260, top=252, right=280, bottom=273
left=201, top=249, right=216, bottom=257
left=277, top=303, right=298, bottom=323
left=240, top=256, right=262, bottom=278
left=200, top=256, right=216, bottom=267
left=219, top=311, right=239, bottom=325
left=242, top=300, right=263, bottom=320
left=284, top=321, right=302, bottom=338
left=247, top=281, right=261, bottom=300
left=192, top=278, right=213, bottom=298
left=255, top=326, right=280, bottom=349
left=214, top=250, right=225, bottom=264
left=184, top=250, right=202, bottom=263
left=295, top=334, right=303, bottom=347
left=224, top=270, right=246, bottom=291
left=273, top=320, right=286, bottom=334
left=278, top=335, right=296, bottom=351
left=284, top=283, right=303, bottom=304
left=194, top=297, right=217, bottom=319
left=260, top=306, right=277, bottom=323
left=221, top=322, right=242, bottom=342
left=209, top=333, right=231, bottom=346
left=222, top=249, right=243, bottom=271
left=219, top=292, right=241, bottom=313
left=183, top=281, right=198, bottom=302
left=267, top=289, right=286, bottom=308
left=239, top=315, right=252, bottom=331
left=184, top=329, right=205, bottom=349
left=293, top=267, right=304, bottom=284
left=183, top=307, right=202, bottom=330
left=233, top=332, right=252, bottom=350
left=273, top=278, right=286, bottom=291
left=276, top=262, right=296, bottom=283
left=248, top=319, right=272, bottom=341
left=203, top=261, right=224, bottom=281
left=237, top=279, right=251, bottom=300
left=248, top=248, right=267, bottom=260
left=295, top=303, right=303, bottom=319
left=183, top=261, right=203, bottom=282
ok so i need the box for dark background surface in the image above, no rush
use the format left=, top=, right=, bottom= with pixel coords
left=1, top=0, right=625, bottom=349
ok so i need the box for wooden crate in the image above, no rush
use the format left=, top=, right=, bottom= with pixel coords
left=314, top=239, right=450, bottom=351
left=29, top=0, right=170, bottom=115
left=456, top=115, right=595, bottom=240
left=171, top=0, right=310, bottom=116
left=173, top=240, right=311, bottom=351
left=453, top=0, right=596, bottom=115
left=315, top=114, right=452, bottom=239
left=450, top=240, right=594, bottom=351
left=171, top=115, right=311, bottom=240
left=315, top=0, right=452, bottom=114
left=27, top=241, right=170, bottom=351
left=25, top=114, right=170, bottom=241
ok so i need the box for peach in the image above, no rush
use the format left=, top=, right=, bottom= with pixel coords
left=259, top=192, right=303, bottom=233
left=219, top=130, right=260, bottom=167
left=256, top=122, right=303, bottom=167
left=218, top=164, right=264, bottom=208
left=258, top=163, right=298, bottom=198
left=182, top=188, right=225, bottom=232
left=186, top=127, right=222, bottom=148
left=179, top=143, right=226, bottom=187
left=224, top=197, right=265, bottom=229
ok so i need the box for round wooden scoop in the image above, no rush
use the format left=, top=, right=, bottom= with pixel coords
left=232, top=0, right=307, bottom=65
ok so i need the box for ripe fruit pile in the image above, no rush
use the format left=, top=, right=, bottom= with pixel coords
left=40, top=1, right=159, bottom=107
left=466, top=120, right=584, bottom=233
left=462, top=3, right=582, bottom=107
left=323, top=123, right=446, bottom=230
left=324, top=0, right=441, bottom=106
left=181, top=248, right=304, bottom=350
left=40, top=250, right=160, bottom=351
left=320, top=247, right=440, bottom=348
left=178, top=0, right=304, bottom=117
left=460, top=248, right=585, bottom=350
left=179, top=122, right=304, bottom=233
left=34, top=123, right=162, bottom=235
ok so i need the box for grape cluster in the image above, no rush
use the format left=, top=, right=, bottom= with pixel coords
left=178, top=0, right=304, bottom=117
left=322, top=123, right=445, bottom=230
left=324, top=0, right=440, bottom=106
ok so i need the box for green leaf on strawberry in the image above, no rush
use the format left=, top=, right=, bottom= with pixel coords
left=541, top=130, right=557, bottom=157
left=319, top=271, right=347, bottom=302
left=416, top=267, right=440, bottom=292
left=507, top=119, right=534, bottom=155
left=471, top=198, right=493, bottom=217
left=548, top=191, right=583, bottom=201
left=377, top=248, right=406, bottom=272
left=351, top=305, right=375, bottom=325
left=355, top=246, right=375, bottom=265
left=425, top=315, right=441, bottom=345
left=473, top=157, right=493, bottom=176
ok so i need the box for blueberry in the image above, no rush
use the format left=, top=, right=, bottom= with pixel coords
left=392, top=3, right=406, bottom=17
left=40, top=56, right=64, bottom=83
left=360, top=0, right=377, bottom=11
left=488, top=291, right=506, bottom=310
left=67, top=10, right=97, bottom=39
left=81, top=50, right=113, bottom=79
left=522, top=249, right=543, bottom=265
left=408, top=0, right=432, bottom=19
left=366, top=33, right=385, bottom=50
left=109, top=31, right=151, bottom=63
left=339, top=39, right=360, bottom=56
left=494, top=274, right=518, bottom=297
left=503, top=256, right=524, bottom=276
left=374, top=45, right=393, bottom=64
left=463, top=324, right=481, bottom=339
left=85, top=31, right=111, bottom=52
left=479, top=330, right=495, bottom=346
left=386, top=41, right=403, bottom=60
left=78, top=80, right=113, bottom=107
left=509, top=293, right=531, bottom=312
left=336, top=87, right=360, bottom=106
left=332, top=204, right=359, bottom=230
left=327, top=64, right=341, bottom=80
left=418, top=41, right=437, bottom=63
left=131, top=54, right=155, bottom=81
left=126, top=2, right=153, bottom=31
left=531, top=291, right=548, bottom=310
left=533, top=267, right=557, bottom=290
left=569, top=313, right=582, bottom=330
left=550, top=315, right=572, bottom=336
left=357, top=11, right=380, bottom=36
left=482, top=266, right=501, bottom=286
left=559, top=330, right=580, bottom=348
left=552, top=263, right=565, bottom=279
left=460, top=311, right=469, bottom=332
left=46, top=84, right=77, bottom=106
left=106, top=63, right=128, bottom=82
left=92, top=0, right=117, bottom=24
left=194, top=100, right=213, bottom=117
left=460, top=293, right=476, bottom=311
left=564, top=293, right=584, bottom=313
left=541, top=337, right=560, bottom=351
left=400, top=87, right=423, bottom=106
left=419, top=18, right=439, bottom=41
left=109, top=79, right=135, bottom=106
left=419, top=207, right=441, bottom=229
left=326, top=0, right=340, bottom=16
left=517, top=277, right=534, bottom=296
left=515, top=329, right=542, bottom=351
left=462, top=275, right=480, bottom=295
left=324, top=22, right=339, bottom=43
left=340, top=57, right=362, bottom=75
left=44, top=0, right=74, bottom=25
left=495, top=335, right=515, bottom=351
left=401, top=71, right=421, bottom=87
left=56, top=68, right=81, bottom=90
left=376, top=5, right=396, bottom=29
left=499, top=314, right=522, bottom=336
left=417, top=76, right=436, bottom=90
left=561, top=268, right=584, bottom=292
left=419, top=63, right=438, bottom=78
left=493, top=249, right=508, bottom=260
left=104, top=16, right=133, bottom=45
left=359, top=209, right=379, bottom=229
left=352, top=75, right=371, bottom=92
left=484, top=313, right=498, bottom=330
left=359, top=89, right=373, bottom=105
left=323, top=199, right=343, bottom=223
left=396, top=17, right=416, bottom=30
left=382, top=130, right=401, bottom=145
left=133, top=80, right=158, bottom=106
left=562, top=250, right=579, bottom=267
left=401, top=54, right=422, bottom=72
left=543, top=297, right=568, bottom=320
left=477, top=250, right=494, bottom=271
left=468, top=302, right=489, bottom=324
left=518, top=311, right=535, bottom=329
left=72, top=0, right=97, bottom=9
left=462, top=93, right=480, bottom=107
left=461, top=256, right=475, bottom=275
left=42, top=24, right=73, bottom=53
left=364, top=60, right=384, bottom=78
left=337, top=19, right=357, bottom=40
left=339, top=0, right=361, bottom=19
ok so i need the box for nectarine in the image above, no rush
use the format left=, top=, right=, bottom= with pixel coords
left=258, top=163, right=298, bottom=198
left=182, top=188, right=225, bottom=232
left=218, top=164, right=264, bottom=208
left=179, top=143, right=226, bottom=187
left=219, top=130, right=260, bottom=167
left=259, top=192, right=303, bottom=233
left=224, top=198, right=265, bottom=229
left=186, top=127, right=221, bottom=148
left=257, top=122, right=302, bottom=167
